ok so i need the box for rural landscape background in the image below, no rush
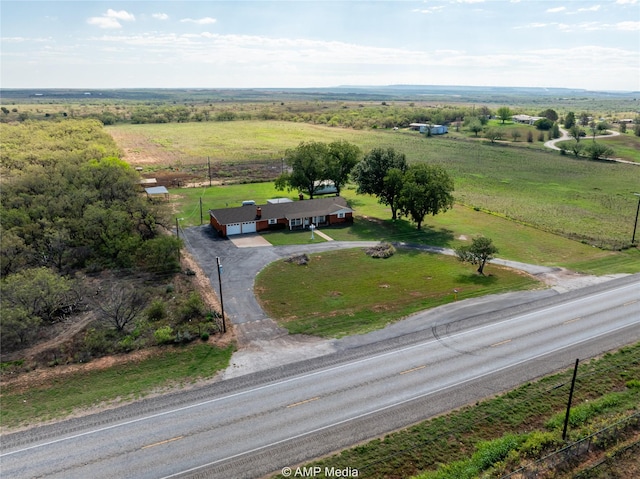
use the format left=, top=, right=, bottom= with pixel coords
left=1, top=84, right=639, bottom=478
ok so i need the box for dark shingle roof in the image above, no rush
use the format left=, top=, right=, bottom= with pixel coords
left=209, top=196, right=352, bottom=225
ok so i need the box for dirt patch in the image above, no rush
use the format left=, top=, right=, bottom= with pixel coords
left=536, top=268, right=628, bottom=293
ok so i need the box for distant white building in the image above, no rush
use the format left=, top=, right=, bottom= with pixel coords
left=512, top=115, right=544, bottom=125
left=409, top=123, right=448, bottom=135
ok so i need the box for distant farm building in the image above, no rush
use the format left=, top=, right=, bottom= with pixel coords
left=409, top=123, right=448, bottom=135
left=512, top=115, right=544, bottom=125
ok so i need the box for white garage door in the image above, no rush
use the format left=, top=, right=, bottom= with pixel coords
left=226, top=223, right=241, bottom=235
left=241, top=221, right=257, bottom=233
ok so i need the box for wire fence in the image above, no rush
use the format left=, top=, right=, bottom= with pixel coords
left=500, top=412, right=640, bottom=479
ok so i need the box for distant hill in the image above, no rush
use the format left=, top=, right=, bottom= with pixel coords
left=1, top=85, right=638, bottom=103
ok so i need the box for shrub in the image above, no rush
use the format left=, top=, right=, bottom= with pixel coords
left=472, top=434, right=522, bottom=470
left=135, top=236, right=182, bottom=275
left=365, top=242, right=396, bottom=258
left=154, top=326, right=174, bottom=344
left=200, top=332, right=210, bottom=341
left=179, top=292, right=205, bottom=322
left=285, top=253, right=309, bottom=265
left=146, top=299, right=167, bottom=322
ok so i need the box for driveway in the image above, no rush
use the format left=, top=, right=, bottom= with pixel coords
left=181, top=226, right=625, bottom=377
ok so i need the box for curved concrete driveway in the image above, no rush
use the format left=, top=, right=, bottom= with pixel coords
left=544, top=126, right=620, bottom=151
left=181, top=226, right=577, bottom=375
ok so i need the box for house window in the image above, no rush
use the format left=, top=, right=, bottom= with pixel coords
left=314, top=216, right=326, bottom=224
left=268, top=218, right=277, bottom=225
left=337, top=212, right=345, bottom=219
left=291, top=218, right=302, bottom=226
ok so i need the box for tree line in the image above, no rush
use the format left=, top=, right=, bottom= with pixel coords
left=0, top=120, right=184, bottom=353
left=275, top=141, right=455, bottom=231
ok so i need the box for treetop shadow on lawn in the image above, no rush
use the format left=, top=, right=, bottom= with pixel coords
left=454, top=273, right=499, bottom=285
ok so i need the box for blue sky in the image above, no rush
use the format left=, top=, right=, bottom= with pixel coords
left=1, top=1, right=639, bottom=91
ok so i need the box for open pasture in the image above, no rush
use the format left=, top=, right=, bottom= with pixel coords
left=112, top=120, right=640, bottom=250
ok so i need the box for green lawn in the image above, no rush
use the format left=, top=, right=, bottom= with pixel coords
left=255, top=247, right=540, bottom=338
left=0, top=343, right=235, bottom=429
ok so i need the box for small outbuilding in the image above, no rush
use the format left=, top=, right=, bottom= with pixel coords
left=144, top=186, right=169, bottom=200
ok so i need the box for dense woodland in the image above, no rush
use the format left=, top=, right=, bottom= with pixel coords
left=0, top=120, right=218, bottom=359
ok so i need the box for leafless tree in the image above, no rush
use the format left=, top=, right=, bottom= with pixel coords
left=94, top=284, right=148, bottom=332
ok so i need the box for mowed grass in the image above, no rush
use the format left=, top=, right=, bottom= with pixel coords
left=0, top=343, right=235, bottom=430
left=111, top=120, right=640, bottom=249
left=175, top=182, right=640, bottom=273
left=255, top=248, right=540, bottom=338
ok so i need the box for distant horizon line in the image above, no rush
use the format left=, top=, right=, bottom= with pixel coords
left=1, top=84, right=638, bottom=94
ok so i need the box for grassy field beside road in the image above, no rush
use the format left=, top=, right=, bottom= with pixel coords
left=0, top=343, right=235, bottom=431
left=255, top=247, right=540, bottom=338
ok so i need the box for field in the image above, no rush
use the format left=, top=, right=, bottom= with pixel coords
left=108, top=120, right=640, bottom=251
left=255, top=248, right=540, bottom=338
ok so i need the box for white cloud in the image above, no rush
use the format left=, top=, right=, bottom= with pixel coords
left=152, top=13, right=169, bottom=21
left=616, top=21, right=640, bottom=30
left=106, top=9, right=135, bottom=22
left=180, top=17, right=217, bottom=25
left=512, top=22, right=553, bottom=30
left=412, top=6, right=445, bottom=14
left=546, top=6, right=566, bottom=13
left=615, top=0, right=638, bottom=4
left=578, top=5, right=601, bottom=12
left=87, top=9, right=135, bottom=29
left=455, top=0, right=485, bottom=3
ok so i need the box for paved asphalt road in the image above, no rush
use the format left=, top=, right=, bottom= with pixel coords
left=2, top=229, right=639, bottom=479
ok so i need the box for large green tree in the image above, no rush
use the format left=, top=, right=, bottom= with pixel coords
left=564, top=112, right=576, bottom=129
left=275, top=141, right=329, bottom=199
left=497, top=107, right=513, bottom=124
left=325, top=140, right=361, bottom=195
left=397, top=164, right=454, bottom=230
left=352, top=147, right=408, bottom=220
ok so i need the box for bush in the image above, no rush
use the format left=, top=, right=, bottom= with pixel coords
left=146, top=299, right=167, bottom=322
left=154, top=326, right=174, bottom=344
left=200, top=332, right=210, bottom=341
left=135, top=236, right=182, bottom=275
left=285, top=254, right=309, bottom=265
left=179, top=292, right=205, bottom=322
left=365, top=242, right=396, bottom=258
left=472, top=434, right=522, bottom=470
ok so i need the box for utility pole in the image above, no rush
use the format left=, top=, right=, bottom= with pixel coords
left=216, top=257, right=226, bottom=334
left=200, top=197, right=203, bottom=225
left=562, top=358, right=580, bottom=441
left=632, top=193, right=640, bottom=244
left=208, top=156, right=212, bottom=187
left=175, top=217, right=179, bottom=240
